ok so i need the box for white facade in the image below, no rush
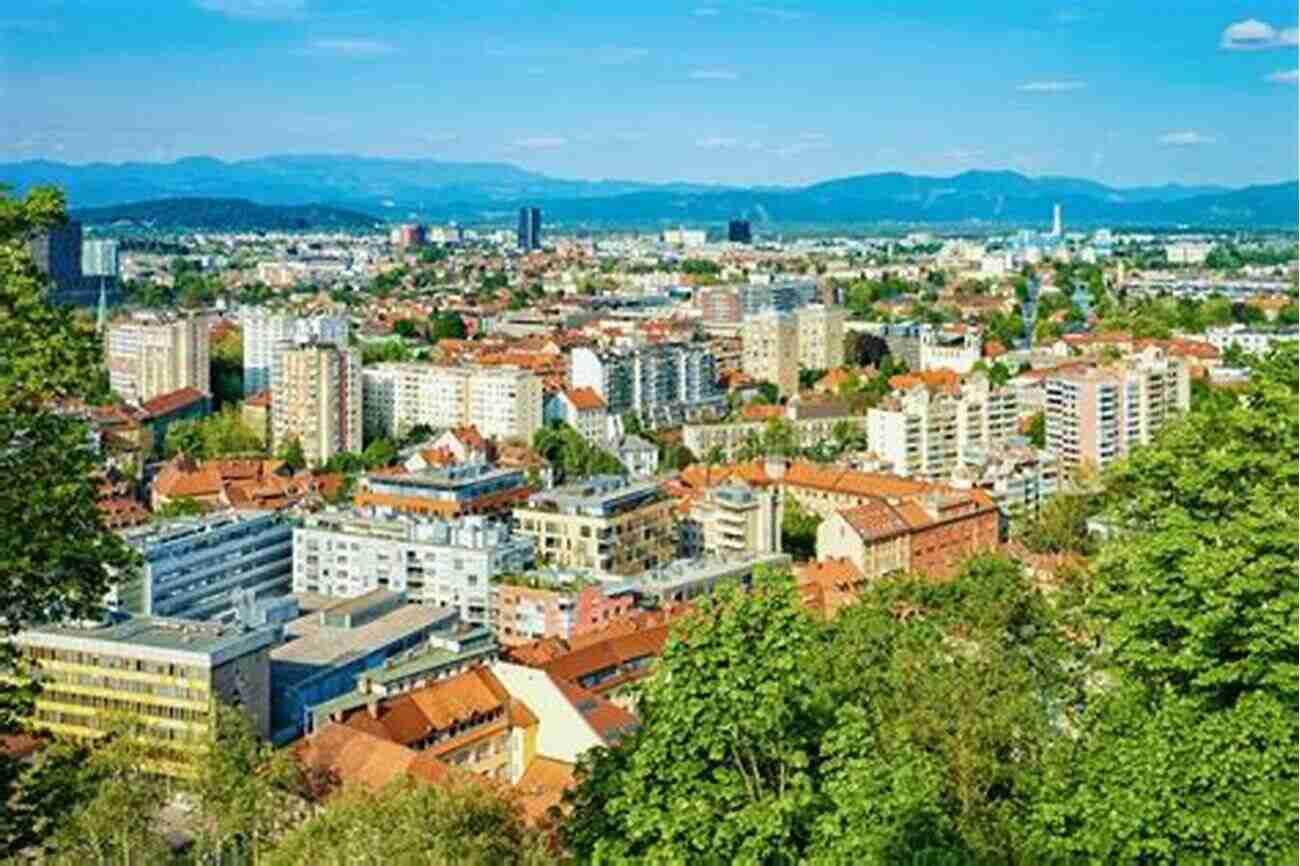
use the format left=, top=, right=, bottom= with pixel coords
left=242, top=309, right=349, bottom=396
left=105, top=314, right=210, bottom=403
left=1204, top=325, right=1298, bottom=356
left=362, top=364, right=543, bottom=442
left=570, top=344, right=725, bottom=429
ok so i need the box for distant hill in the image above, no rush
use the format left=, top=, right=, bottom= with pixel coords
left=6, top=156, right=1293, bottom=230
left=70, top=197, right=378, bottom=231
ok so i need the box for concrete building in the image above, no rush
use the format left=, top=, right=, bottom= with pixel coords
left=115, top=511, right=294, bottom=622
left=363, top=364, right=543, bottom=443
left=569, top=343, right=725, bottom=429
left=82, top=238, right=119, bottom=277
left=1204, top=324, right=1299, bottom=356
left=867, top=372, right=1018, bottom=480
left=292, top=511, right=535, bottom=624
left=242, top=309, right=349, bottom=397
left=491, top=575, right=638, bottom=646
left=741, top=311, right=799, bottom=396
left=518, top=207, right=542, bottom=252
left=543, top=388, right=610, bottom=443
left=271, top=343, right=362, bottom=467
left=1045, top=348, right=1190, bottom=473
left=1164, top=241, right=1212, bottom=266
left=30, top=219, right=116, bottom=306
left=355, top=462, right=532, bottom=518
left=682, top=482, right=781, bottom=559
left=105, top=313, right=210, bottom=404
left=13, top=615, right=280, bottom=774
left=695, top=286, right=745, bottom=323
left=662, top=228, right=707, bottom=247
left=633, top=553, right=792, bottom=606
left=609, top=434, right=659, bottom=478
left=795, top=305, right=847, bottom=370
left=948, top=442, right=1062, bottom=520
left=513, top=476, right=677, bottom=575
left=681, top=397, right=866, bottom=461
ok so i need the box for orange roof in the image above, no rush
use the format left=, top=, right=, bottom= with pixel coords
left=515, top=757, right=576, bottom=824
left=138, top=386, right=207, bottom=419
left=244, top=390, right=272, bottom=408
left=887, top=369, right=961, bottom=392
left=839, top=500, right=911, bottom=540
left=564, top=387, right=607, bottom=411
left=741, top=404, right=784, bottom=421
left=814, top=368, right=856, bottom=390
left=339, top=667, right=532, bottom=747
left=294, top=723, right=447, bottom=792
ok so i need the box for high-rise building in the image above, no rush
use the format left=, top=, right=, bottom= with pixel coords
left=1045, top=348, right=1190, bottom=473
left=271, top=343, right=362, bottom=467
left=361, top=364, right=544, bottom=441
left=390, top=224, right=427, bottom=249
left=795, top=305, right=847, bottom=370
left=29, top=220, right=110, bottom=306
left=741, top=311, right=799, bottom=397
left=241, top=309, right=349, bottom=396
left=105, top=313, right=211, bottom=403
left=1051, top=203, right=1063, bottom=237
left=82, top=239, right=120, bottom=277
left=569, top=343, right=726, bottom=429
left=727, top=219, right=752, bottom=244
left=517, top=207, right=542, bottom=252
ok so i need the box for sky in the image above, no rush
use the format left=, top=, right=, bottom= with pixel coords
left=1, top=0, right=1296, bottom=188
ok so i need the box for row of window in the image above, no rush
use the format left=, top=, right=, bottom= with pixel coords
left=26, top=648, right=204, bottom=681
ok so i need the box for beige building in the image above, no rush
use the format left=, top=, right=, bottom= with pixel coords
left=362, top=364, right=543, bottom=442
left=272, top=343, right=362, bottom=467
left=815, top=504, right=910, bottom=580
left=105, top=314, right=210, bottom=403
left=741, top=311, right=799, bottom=396
left=1045, top=347, right=1190, bottom=473
left=513, top=476, right=676, bottom=576
left=683, top=482, right=781, bottom=558
left=795, top=305, right=847, bottom=371
left=682, top=397, right=867, bottom=461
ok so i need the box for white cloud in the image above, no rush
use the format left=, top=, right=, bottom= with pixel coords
left=511, top=136, right=567, bottom=150
left=1266, top=68, right=1300, bottom=85
left=693, top=6, right=720, bottom=15
left=751, top=5, right=804, bottom=20
left=1158, top=130, right=1215, bottom=146
left=1220, top=18, right=1298, bottom=50
left=689, top=69, right=739, bottom=80
left=1015, top=80, right=1087, bottom=92
left=302, top=38, right=394, bottom=57
left=696, top=136, right=740, bottom=149
left=594, top=45, right=650, bottom=65
left=194, top=0, right=304, bottom=19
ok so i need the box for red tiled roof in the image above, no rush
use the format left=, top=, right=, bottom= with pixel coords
left=138, top=387, right=207, bottom=419
left=339, top=667, right=532, bottom=747
left=515, top=757, right=576, bottom=824
left=244, top=390, right=272, bottom=408
left=564, top=387, right=607, bottom=411
left=839, top=500, right=911, bottom=541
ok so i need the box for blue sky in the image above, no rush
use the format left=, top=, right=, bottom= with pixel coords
left=1, top=0, right=1296, bottom=187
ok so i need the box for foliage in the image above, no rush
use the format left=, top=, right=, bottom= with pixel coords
left=153, top=496, right=205, bottom=519
left=276, top=435, right=307, bottom=471
left=430, top=311, right=467, bottom=341
left=209, top=326, right=243, bottom=409
left=532, top=422, right=625, bottom=484
left=1024, top=410, right=1045, bottom=447
left=391, top=317, right=421, bottom=339
left=781, top=498, right=821, bottom=561
left=163, top=407, right=265, bottom=459
left=798, top=367, right=826, bottom=390
left=265, top=780, right=556, bottom=866
left=0, top=740, right=103, bottom=857
left=361, top=338, right=414, bottom=364
left=1014, top=488, right=1098, bottom=556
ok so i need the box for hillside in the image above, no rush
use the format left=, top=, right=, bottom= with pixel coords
left=70, top=197, right=379, bottom=231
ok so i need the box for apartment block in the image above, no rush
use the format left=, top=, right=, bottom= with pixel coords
left=105, top=313, right=210, bottom=403
left=115, top=511, right=293, bottom=621
left=13, top=616, right=280, bottom=775
left=569, top=343, right=726, bottom=429
left=795, top=305, right=847, bottom=370
left=271, top=343, right=362, bottom=467
left=354, top=463, right=533, bottom=518
left=682, top=482, right=781, bottom=559
left=362, top=363, right=543, bottom=442
left=293, top=511, right=535, bottom=624
left=513, top=476, right=677, bottom=576
left=1045, top=348, right=1190, bottom=472
left=242, top=309, right=349, bottom=396
left=682, top=396, right=868, bottom=461
left=492, top=576, right=637, bottom=646
left=741, top=311, right=799, bottom=397
left=543, top=387, right=609, bottom=443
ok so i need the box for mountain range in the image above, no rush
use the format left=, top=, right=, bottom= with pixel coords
left=3, top=155, right=1295, bottom=230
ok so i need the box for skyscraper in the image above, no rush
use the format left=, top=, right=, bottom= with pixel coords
left=82, top=239, right=120, bottom=277
left=728, top=219, right=753, bottom=244
left=517, top=207, right=542, bottom=252
left=1051, top=203, right=1063, bottom=237
left=242, top=309, right=350, bottom=396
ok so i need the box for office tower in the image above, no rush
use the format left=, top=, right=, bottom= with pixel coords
left=517, top=207, right=542, bottom=252
left=728, top=219, right=752, bottom=244
left=29, top=220, right=102, bottom=306
left=271, top=343, right=362, bottom=467
left=82, top=239, right=120, bottom=277
left=392, top=224, right=427, bottom=249
left=361, top=364, right=544, bottom=441
left=795, top=305, right=847, bottom=370
left=569, top=343, right=726, bottom=428
left=741, top=311, right=799, bottom=397
left=242, top=309, right=349, bottom=396
left=105, top=313, right=211, bottom=403
left=1051, top=203, right=1063, bottom=237
left=739, top=280, right=815, bottom=315
left=1045, top=348, right=1190, bottom=473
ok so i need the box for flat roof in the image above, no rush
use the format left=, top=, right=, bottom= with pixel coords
left=17, top=615, right=280, bottom=667
left=272, top=601, right=455, bottom=667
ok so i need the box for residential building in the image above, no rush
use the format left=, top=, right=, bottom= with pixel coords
left=492, top=575, right=638, bottom=646
left=12, top=614, right=280, bottom=775
left=795, top=305, right=847, bottom=370
left=82, top=238, right=119, bottom=277
left=948, top=442, right=1062, bottom=521
left=681, top=397, right=867, bottom=461
left=682, top=482, right=781, bottom=558
left=1164, top=241, right=1212, bottom=266
left=242, top=390, right=272, bottom=444
left=513, top=476, right=677, bottom=575
left=543, top=388, right=609, bottom=443
left=741, top=311, right=799, bottom=396
left=362, top=364, right=543, bottom=442
left=739, top=281, right=816, bottom=315
left=241, top=309, right=349, bottom=397
left=609, top=434, right=659, bottom=477
left=292, top=511, right=535, bottom=623
left=695, top=286, right=744, bottom=323
left=354, top=462, right=533, bottom=518
left=662, top=228, right=707, bottom=247
left=569, top=343, right=725, bottom=429
left=105, top=313, right=210, bottom=404
left=138, top=387, right=211, bottom=454
left=271, top=343, right=362, bottom=467
left=151, top=455, right=331, bottom=512
left=1045, top=348, right=1190, bottom=472
left=114, top=511, right=294, bottom=621
left=1204, top=324, right=1299, bottom=356
left=633, top=552, right=792, bottom=606
left=518, top=207, right=542, bottom=252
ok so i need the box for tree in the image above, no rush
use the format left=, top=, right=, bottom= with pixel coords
left=154, top=496, right=205, bottom=519
left=1015, top=488, right=1098, bottom=556
left=429, top=311, right=468, bottom=341
left=276, top=436, right=306, bottom=471
left=1024, top=411, right=1046, bottom=448
left=361, top=436, right=397, bottom=470
left=391, top=318, right=420, bottom=339
left=0, top=186, right=135, bottom=724
left=210, top=327, right=243, bottom=409
left=164, top=409, right=264, bottom=460
left=781, top=498, right=821, bottom=561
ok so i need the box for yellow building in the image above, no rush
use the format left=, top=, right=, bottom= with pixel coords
left=741, top=311, right=799, bottom=397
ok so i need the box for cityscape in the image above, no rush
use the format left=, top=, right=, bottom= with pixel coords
left=0, top=2, right=1297, bottom=865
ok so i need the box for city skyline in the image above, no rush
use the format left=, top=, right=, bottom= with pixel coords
left=2, top=1, right=1296, bottom=188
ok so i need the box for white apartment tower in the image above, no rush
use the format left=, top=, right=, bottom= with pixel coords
left=271, top=343, right=362, bottom=467
left=242, top=309, right=349, bottom=396
left=361, top=364, right=543, bottom=442
left=105, top=313, right=210, bottom=403
left=569, top=343, right=725, bottom=428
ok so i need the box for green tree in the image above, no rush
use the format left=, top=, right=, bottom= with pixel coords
left=1024, top=410, right=1046, bottom=447
left=276, top=436, right=306, bottom=471
left=429, top=311, right=468, bottom=341
left=153, top=496, right=205, bottom=519
left=391, top=318, right=420, bottom=339
left=209, top=326, right=244, bottom=409
left=361, top=437, right=397, bottom=469
left=781, top=498, right=821, bottom=561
